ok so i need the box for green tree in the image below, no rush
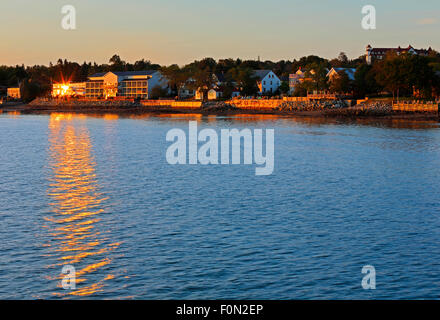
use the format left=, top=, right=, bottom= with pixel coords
left=292, top=82, right=308, bottom=97
left=187, top=68, right=217, bottom=101
left=375, top=53, right=437, bottom=100
left=329, top=71, right=351, bottom=93
left=150, top=85, right=169, bottom=99
left=20, top=79, right=43, bottom=102
left=160, top=65, right=189, bottom=99
left=375, top=53, right=408, bottom=100
left=109, top=54, right=126, bottom=71
left=279, top=81, right=290, bottom=94
left=354, top=64, right=380, bottom=97
left=227, top=67, right=258, bottom=97
left=304, top=62, right=329, bottom=91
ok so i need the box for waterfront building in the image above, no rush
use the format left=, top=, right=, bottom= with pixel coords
left=85, top=71, right=168, bottom=99
left=52, top=82, right=86, bottom=97
left=289, top=67, right=315, bottom=94
left=366, top=44, right=433, bottom=64
left=195, top=73, right=240, bottom=100
left=195, top=88, right=240, bottom=100
left=179, top=87, right=196, bottom=98
left=254, top=70, right=281, bottom=95
left=7, top=87, right=21, bottom=99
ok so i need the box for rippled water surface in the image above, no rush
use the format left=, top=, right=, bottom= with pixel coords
left=0, top=112, right=440, bottom=299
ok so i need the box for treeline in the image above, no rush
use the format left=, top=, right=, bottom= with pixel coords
left=158, top=53, right=365, bottom=98
left=0, top=52, right=365, bottom=101
left=0, top=55, right=161, bottom=101
left=293, top=51, right=440, bottom=99
left=1, top=51, right=440, bottom=102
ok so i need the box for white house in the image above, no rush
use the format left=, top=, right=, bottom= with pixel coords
left=195, top=73, right=240, bottom=100
left=254, top=70, right=280, bottom=95
left=86, top=70, right=168, bottom=99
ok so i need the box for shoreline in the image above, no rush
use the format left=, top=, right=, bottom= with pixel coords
left=1, top=102, right=439, bottom=122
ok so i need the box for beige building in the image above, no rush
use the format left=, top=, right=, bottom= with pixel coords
left=7, top=87, right=21, bottom=99
left=86, top=71, right=168, bottom=99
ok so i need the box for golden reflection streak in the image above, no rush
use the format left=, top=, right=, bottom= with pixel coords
left=46, top=113, right=119, bottom=297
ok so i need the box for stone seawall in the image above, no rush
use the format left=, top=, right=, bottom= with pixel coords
left=393, top=102, right=439, bottom=113
left=29, top=98, right=137, bottom=108
left=226, top=99, right=283, bottom=109
left=140, top=100, right=202, bottom=108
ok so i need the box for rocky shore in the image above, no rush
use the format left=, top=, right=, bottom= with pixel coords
left=3, top=98, right=438, bottom=121
left=277, top=100, right=348, bottom=111
left=28, top=98, right=139, bottom=109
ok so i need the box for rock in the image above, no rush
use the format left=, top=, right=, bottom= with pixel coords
left=201, top=102, right=237, bottom=111
left=276, top=100, right=348, bottom=111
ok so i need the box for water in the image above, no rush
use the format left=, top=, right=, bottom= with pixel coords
left=0, top=111, right=439, bottom=299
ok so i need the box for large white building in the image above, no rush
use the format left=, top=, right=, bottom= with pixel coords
left=86, top=71, right=168, bottom=99
left=254, top=70, right=281, bottom=95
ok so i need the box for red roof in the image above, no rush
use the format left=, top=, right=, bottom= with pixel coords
left=369, top=45, right=432, bottom=55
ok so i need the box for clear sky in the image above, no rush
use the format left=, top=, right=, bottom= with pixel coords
left=0, top=0, right=439, bottom=66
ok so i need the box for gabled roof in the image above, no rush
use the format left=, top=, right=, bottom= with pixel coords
left=253, top=70, right=272, bottom=80
left=368, top=45, right=432, bottom=55
left=295, top=67, right=315, bottom=74
left=89, top=70, right=159, bottom=78
left=214, top=73, right=226, bottom=83
left=89, top=72, right=107, bottom=78
left=327, top=68, right=356, bottom=81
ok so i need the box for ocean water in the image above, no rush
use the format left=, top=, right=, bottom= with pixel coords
left=0, top=112, right=439, bottom=300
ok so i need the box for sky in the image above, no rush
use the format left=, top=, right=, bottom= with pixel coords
left=0, top=0, right=439, bottom=66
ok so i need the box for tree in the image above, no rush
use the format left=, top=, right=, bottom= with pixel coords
left=292, top=81, right=309, bottom=97
left=406, top=55, right=437, bottom=99
left=279, top=81, right=290, bottom=94
left=338, top=52, right=349, bottom=64
left=354, top=64, right=380, bottom=97
left=329, top=71, right=351, bottom=93
left=227, top=67, right=258, bottom=97
left=132, top=59, right=160, bottom=71
left=187, top=68, right=217, bottom=101
left=375, top=53, right=437, bottom=100
left=109, top=54, right=126, bottom=71
left=150, top=85, right=169, bottom=99
left=308, top=62, right=329, bottom=91
left=20, top=79, right=44, bottom=102
left=160, top=65, right=189, bottom=98
left=218, top=72, right=237, bottom=99
left=432, top=73, right=440, bottom=99
left=375, top=53, right=408, bottom=101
